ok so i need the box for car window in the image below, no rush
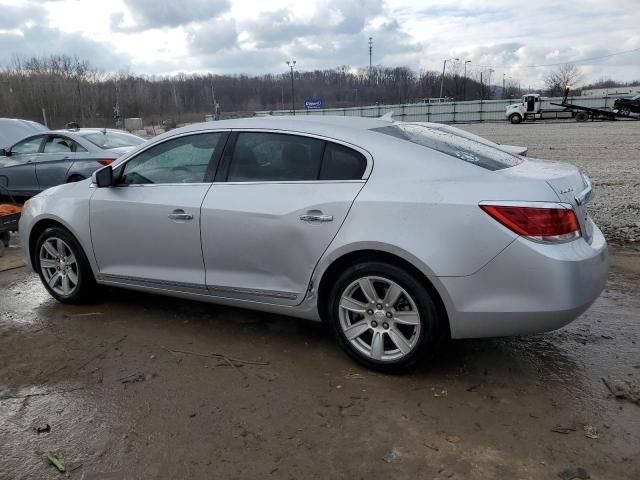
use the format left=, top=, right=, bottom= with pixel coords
left=119, top=133, right=222, bottom=185
left=83, top=131, right=145, bottom=149
left=43, top=136, right=74, bottom=153
left=11, top=135, right=44, bottom=155
left=320, top=143, right=366, bottom=180
left=227, top=132, right=324, bottom=182
left=371, top=124, right=523, bottom=171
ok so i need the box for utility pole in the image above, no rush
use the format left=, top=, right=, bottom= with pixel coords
left=439, top=57, right=459, bottom=99
left=464, top=60, right=471, bottom=100
left=480, top=71, right=483, bottom=100
left=286, top=60, right=296, bottom=115
left=368, top=37, right=373, bottom=87
left=487, top=69, right=494, bottom=99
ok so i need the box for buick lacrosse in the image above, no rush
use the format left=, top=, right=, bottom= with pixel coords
left=19, top=116, right=608, bottom=371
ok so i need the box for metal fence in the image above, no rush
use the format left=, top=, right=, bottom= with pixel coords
left=257, top=94, right=627, bottom=123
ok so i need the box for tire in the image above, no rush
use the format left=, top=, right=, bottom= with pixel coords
left=327, top=261, right=442, bottom=372
left=619, top=106, right=631, bottom=117
left=575, top=111, right=589, bottom=122
left=67, top=175, right=85, bottom=183
left=509, top=113, right=522, bottom=124
left=34, top=226, right=96, bottom=304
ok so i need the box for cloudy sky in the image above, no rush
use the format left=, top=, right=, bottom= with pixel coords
left=1, top=0, right=639, bottom=88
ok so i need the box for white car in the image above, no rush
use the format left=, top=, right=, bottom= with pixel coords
left=19, top=116, right=607, bottom=371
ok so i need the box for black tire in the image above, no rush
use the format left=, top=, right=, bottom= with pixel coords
left=575, top=111, right=589, bottom=122
left=327, top=261, right=442, bottom=372
left=619, top=106, right=631, bottom=117
left=509, top=113, right=522, bottom=124
left=34, top=226, right=96, bottom=304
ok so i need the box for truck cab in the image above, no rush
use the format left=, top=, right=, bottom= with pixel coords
left=505, top=94, right=541, bottom=124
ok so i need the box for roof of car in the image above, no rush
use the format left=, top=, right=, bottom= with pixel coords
left=51, top=128, right=138, bottom=136
left=0, top=118, right=48, bottom=148
left=158, top=115, right=396, bottom=145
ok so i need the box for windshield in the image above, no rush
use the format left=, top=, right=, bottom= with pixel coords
left=371, top=123, right=523, bottom=171
left=82, top=131, right=145, bottom=150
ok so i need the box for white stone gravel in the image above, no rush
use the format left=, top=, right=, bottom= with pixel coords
left=460, top=120, right=640, bottom=244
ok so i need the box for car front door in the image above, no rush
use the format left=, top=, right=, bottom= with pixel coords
left=0, top=135, right=45, bottom=196
left=200, top=131, right=370, bottom=305
left=90, top=131, right=227, bottom=290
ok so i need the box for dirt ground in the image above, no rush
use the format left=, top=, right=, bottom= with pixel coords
left=1, top=236, right=639, bottom=479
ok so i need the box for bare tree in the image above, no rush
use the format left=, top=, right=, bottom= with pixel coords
left=544, top=64, right=582, bottom=96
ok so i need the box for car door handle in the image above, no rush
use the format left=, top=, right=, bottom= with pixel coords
left=168, top=209, right=193, bottom=221
left=299, top=212, right=333, bottom=223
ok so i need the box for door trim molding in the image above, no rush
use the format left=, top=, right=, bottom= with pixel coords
left=96, top=273, right=207, bottom=292
left=208, top=284, right=299, bottom=300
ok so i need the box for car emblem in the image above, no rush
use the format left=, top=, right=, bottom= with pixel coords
left=558, top=187, right=574, bottom=194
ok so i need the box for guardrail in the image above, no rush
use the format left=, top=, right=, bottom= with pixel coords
left=257, top=95, right=628, bottom=123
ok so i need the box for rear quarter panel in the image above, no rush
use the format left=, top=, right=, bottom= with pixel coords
left=317, top=134, right=561, bottom=278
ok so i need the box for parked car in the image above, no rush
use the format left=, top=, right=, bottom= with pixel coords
left=613, top=94, right=640, bottom=116
left=19, top=116, right=607, bottom=371
left=0, top=118, right=48, bottom=150
left=0, top=128, right=145, bottom=197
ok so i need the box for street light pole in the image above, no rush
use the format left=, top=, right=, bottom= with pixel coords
left=439, top=57, right=459, bottom=99
left=286, top=60, right=296, bottom=115
left=463, top=60, right=471, bottom=100
left=487, top=68, right=494, bottom=99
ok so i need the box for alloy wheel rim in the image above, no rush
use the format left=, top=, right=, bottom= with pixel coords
left=338, top=276, right=421, bottom=362
left=39, top=237, right=79, bottom=296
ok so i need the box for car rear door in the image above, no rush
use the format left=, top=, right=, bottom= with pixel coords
left=200, top=130, right=371, bottom=306
left=0, top=135, right=45, bottom=196
left=90, top=131, right=227, bottom=290
left=35, top=134, right=79, bottom=189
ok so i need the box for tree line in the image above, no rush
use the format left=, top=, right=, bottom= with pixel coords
left=0, top=55, right=508, bottom=129
left=0, top=55, right=634, bottom=129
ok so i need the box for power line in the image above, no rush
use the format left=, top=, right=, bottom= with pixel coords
left=472, top=46, right=640, bottom=70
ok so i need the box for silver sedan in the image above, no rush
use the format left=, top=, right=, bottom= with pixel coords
left=19, top=116, right=608, bottom=371
left=1, top=128, right=145, bottom=197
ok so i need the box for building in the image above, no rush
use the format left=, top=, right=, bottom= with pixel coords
left=582, top=86, right=640, bottom=96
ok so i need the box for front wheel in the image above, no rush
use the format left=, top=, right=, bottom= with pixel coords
left=35, top=227, right=96, bottom=303
left=509, top=113, right=522, bottom=124
left=327, top=261, right=442, bottom=372
left=618, top=106, right=631, bottom=117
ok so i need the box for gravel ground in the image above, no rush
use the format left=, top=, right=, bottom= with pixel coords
left=461, top=121, right=640, bottom=244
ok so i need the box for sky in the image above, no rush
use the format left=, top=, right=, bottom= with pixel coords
left=0, top=0, right=639, bottom=89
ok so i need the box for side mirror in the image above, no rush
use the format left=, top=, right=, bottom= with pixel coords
left=93, top=166, right=113, bottom=188
left=0, top=148, right=8, bottom=156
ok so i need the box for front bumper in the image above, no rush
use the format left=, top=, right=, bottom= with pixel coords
left=441, top=219, right=608, bottom=339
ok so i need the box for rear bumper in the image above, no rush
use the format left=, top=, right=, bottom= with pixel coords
left=441, top=219, right=608, bottom=339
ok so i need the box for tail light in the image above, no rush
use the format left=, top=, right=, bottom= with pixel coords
left=480, top=203, right=580, bottom=242
left=97, top=159, right=115, bottom=166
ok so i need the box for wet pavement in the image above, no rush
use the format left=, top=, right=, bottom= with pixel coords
left=1, top=244, right=639, bottom=479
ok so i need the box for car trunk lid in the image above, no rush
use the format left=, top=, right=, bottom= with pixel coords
left=497, top=157, right=594, bottom=242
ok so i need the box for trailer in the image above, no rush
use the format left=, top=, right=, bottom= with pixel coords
left=506, top=88, right=639, bottom=124
left=0, top=186, right=21, bottom=257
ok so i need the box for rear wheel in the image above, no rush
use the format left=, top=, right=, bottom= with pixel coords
left=509, top=113, right=522, bottom=124
left=327, top=261, right=441, bottom=372
left=619, top=106, right=631, bottom=117
left=575, top=111, right=589, bottom=122
left=35, top=227, right=95, bottom=303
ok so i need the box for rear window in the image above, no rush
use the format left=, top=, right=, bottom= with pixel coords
left=372, top=124, right=523, bottom=171
left=82, top=131, right=144, bottom=150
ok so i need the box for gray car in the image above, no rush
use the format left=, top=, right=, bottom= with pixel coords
left=19, top=116, right=608, bottom=371
left=0, top=128, right=145, bottom=196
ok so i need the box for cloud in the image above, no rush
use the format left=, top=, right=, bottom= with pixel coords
left=188, top=18, right=238, bottom=53
left=0, top=25, right=131, bottom=71
left=0, top=2, right=46, bottom=29
left=113, top=0, right=230, bottom=31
